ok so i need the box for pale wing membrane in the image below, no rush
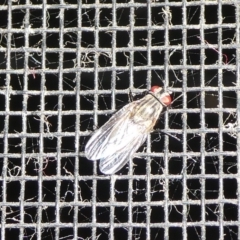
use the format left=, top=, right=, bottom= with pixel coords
left=85, top=101, right=140, bottom=160
left=99, top=128, right=147, bottom=174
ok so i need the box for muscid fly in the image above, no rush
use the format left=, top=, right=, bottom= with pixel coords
left=85, top=86, right=172, bottom=174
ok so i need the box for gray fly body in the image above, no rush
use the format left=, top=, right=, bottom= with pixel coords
left=85, top=86, right=172, bottom=174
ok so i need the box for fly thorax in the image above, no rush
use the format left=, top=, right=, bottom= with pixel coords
left=131, top=95, right=163, bottom=124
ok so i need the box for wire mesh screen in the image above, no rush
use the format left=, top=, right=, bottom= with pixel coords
left=0, top=0, right=239, bottom=239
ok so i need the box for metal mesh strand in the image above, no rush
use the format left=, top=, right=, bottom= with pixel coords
left=0, top=0, right=239, bottom=239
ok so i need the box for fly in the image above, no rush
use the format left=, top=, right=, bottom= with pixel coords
left=85, top=86, right=172, bottom=174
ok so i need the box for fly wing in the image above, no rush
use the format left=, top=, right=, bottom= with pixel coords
left=85, top=101, right=142, bottom=160
left=99, top=131, right=147, bottom=174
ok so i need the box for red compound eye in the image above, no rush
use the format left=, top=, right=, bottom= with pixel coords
left=150, top=86, right=161, bottom=93
left=160, top=93, right=172, bottom=106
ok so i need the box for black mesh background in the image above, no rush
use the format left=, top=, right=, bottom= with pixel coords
left=0, top=0, right=239, bottom=240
